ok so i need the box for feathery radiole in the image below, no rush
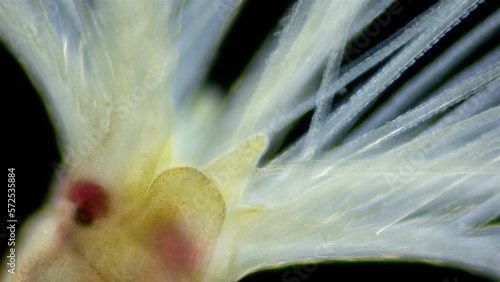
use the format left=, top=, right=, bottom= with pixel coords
left=0, top=0, right=499, bottom=281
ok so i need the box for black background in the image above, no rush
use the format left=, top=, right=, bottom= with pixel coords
left=2, top=1, right=498, bottom=281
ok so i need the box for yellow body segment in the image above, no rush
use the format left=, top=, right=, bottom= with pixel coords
left=4, top=167, right=226, bottom=282
left=2, top=135, right=268, bottom=281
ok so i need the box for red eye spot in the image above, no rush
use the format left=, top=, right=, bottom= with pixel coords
left=67, top=181, right=108, bottom=225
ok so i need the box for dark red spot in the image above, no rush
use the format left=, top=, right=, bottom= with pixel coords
left=67, top=181, right=108, bottom=225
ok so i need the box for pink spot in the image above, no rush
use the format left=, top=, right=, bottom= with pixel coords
left=155, top=224, right=197, bottom=276
left=67, top=181, right=108, bottom=225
